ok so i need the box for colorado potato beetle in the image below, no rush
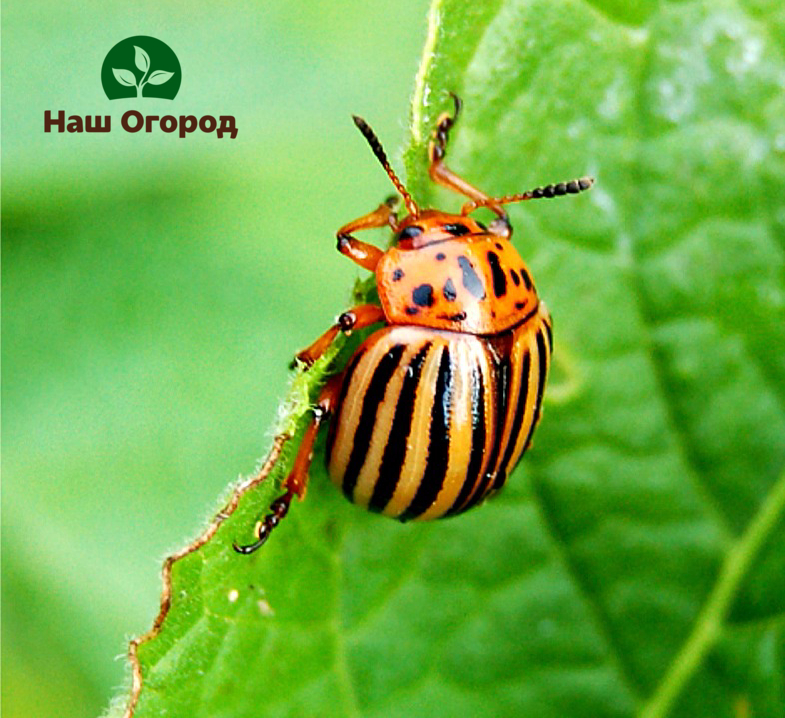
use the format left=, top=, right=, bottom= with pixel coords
left=234, top=95, right=592, bottom=553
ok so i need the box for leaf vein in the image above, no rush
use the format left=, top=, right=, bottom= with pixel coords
left=639, top=467, right=785, bottom=718
left=526, top=466, right=645, bottom=708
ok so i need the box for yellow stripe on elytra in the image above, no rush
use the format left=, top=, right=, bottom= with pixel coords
left=351, top=342, right=419, bottom=509
left=506, top=322, right=544, bottom=475
left=327, top=336, right=393, bottom=484
left=417, top=339, right=475, bottom=520
left=384, top=343, right=440, bottom=518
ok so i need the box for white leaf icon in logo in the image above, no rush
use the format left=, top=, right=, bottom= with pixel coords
left=134, top=46, right=150, bottom=73
left=112, top=68, right=137, bottom=87
left=146, top=70, right=174, bottom=86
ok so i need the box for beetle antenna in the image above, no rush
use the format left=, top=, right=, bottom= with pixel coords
left=352, top=115, right=419, bottom=218
left=462, top=177, right=594, bottom=214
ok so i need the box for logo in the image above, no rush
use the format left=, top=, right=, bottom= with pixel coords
left=101, top=36, right=181, bottom=100
left=45, top=36, right=237, bottom=139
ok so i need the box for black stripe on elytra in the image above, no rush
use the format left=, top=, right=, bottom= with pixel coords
left=519, top=266, right=533, bottom=290
left=487, top=251, right=507, bottom=298
left=543, top=318, right=553, bottom=353
left=325, top=348, right=366, bottom=465
left=458, top=256, right=486, bottom=299
left=521, top=329, right=549, bottom=452
left=399, top=346, right=454, bottom=521
left=446, top=358, right=486, bottom=517
left=494, top=348, right=532, bottom=490
left=369, top=343, right=431, bottom=513
left=462, top=351, right=512, bottom=511
left=341, top=344, right=406, bottom=500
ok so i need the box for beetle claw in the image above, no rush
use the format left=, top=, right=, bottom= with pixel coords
left=233, top=491, right=294, bottom=555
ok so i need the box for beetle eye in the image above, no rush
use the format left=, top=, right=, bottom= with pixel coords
left=398, top=225, right=424, bottom=241
left=443, top=223, right=471, bottom=236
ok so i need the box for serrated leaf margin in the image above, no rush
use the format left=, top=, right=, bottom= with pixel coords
left=121, top=434, right=289, bottom=718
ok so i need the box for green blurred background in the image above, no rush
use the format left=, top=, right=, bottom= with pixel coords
left=2, top=1, right=431, bottom=715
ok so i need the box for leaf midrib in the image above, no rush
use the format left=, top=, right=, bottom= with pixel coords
left=639, top=467, right=785, bottom=718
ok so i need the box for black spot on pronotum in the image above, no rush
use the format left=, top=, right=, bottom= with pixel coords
left=405, top=307, right=419, bottom=316
left=495, top=242, right=504, bottom=250
left=443, top=223, right=470, bottom=236
left=398, top=225, right=423, bottom=241
left=412, top=284, right=435, bottom=307
left=443, top=278, right=457, bottom=302
left=457, top=256, right=485, bottom=299
left=436, top=252, right=446, bottom=261
left=486, top=251, right=507, bottom=298
left=392, top=268, right=404, bottom=281
left=448, top=311, right=467, bottom=322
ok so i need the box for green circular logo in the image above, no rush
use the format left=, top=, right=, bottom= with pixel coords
left=101, top=36, right=181, bottom=100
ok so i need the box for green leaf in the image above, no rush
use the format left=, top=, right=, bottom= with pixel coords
left=112, top=0, right=785, bottom=716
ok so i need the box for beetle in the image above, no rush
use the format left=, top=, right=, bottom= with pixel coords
left=234, top=95, right=592, bottom=553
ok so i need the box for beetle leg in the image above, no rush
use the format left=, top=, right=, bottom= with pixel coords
left=233, top=375, right=342, bottom=554
left=293, top=303, right=385, bottom=367
left=428, top=93, right=508, bottom=220
left=336, top=235, right=384, bottom=272
left=281, top=374, right=341, bottom=498
left=336, top=196, right=399, bottom=271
